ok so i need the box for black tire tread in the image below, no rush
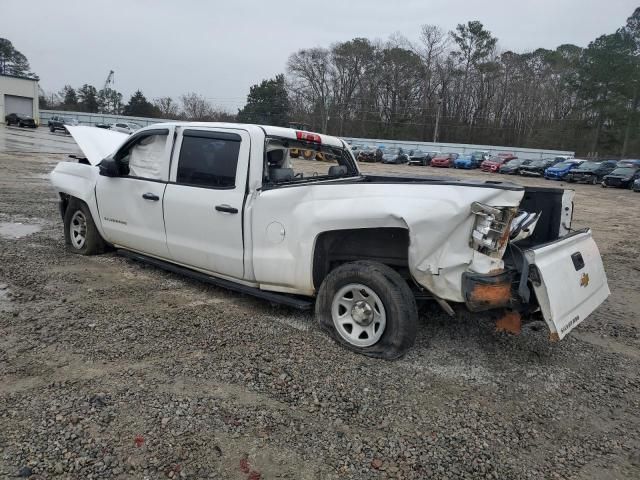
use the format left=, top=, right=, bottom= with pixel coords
left=63, top=199, right=106, bottom=255
left=315, top=260, right=418, bottom=360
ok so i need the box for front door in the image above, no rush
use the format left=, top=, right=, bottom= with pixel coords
left=163, top=127, right=250, bottom=279
left=95, top=128, right=173, bottom=259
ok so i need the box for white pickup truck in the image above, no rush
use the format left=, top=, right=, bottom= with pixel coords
left=50, top=123, right=610, bottom=358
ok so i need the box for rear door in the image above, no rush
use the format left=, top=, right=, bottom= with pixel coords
left=525, top=229, right=610, bottom=340
left=163, top=127, right=250, bottom=279
left=95, top=127, right=174, bottom=259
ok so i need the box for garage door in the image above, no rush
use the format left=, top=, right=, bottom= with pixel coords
left=5, top=95, right=33, bottom=116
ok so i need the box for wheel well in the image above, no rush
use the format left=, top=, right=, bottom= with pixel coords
left=312, top=228, right=409, bottom=289
left=58, top=193, right=71, bottom=219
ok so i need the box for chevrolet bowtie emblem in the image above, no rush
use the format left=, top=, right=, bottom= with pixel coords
left=580, top=273, right=589, bottom=287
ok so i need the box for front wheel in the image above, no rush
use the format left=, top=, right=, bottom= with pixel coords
left=49, top=125, right=55, bottom=132
left=63, top=200, right=106, bottom=255
left=315, top=261, right=418, bottom=359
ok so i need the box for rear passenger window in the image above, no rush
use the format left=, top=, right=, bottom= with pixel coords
left=177, top=131, right=241, bottom=188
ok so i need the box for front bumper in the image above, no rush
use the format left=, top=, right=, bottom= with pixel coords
left=544, top=172, right=565, bottom=180
left=567, top=173, right=595, bottom=183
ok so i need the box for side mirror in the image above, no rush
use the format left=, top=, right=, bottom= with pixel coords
left=98, top=157, right=123, bottom=177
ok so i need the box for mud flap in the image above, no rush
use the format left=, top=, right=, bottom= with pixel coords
left=524, top=228, right=609, bottom=340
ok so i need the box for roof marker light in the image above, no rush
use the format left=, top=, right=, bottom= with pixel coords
left=296, top=131, right=322, bottom=144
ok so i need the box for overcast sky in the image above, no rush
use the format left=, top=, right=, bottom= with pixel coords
left=3, top=0, right=638, bottom=111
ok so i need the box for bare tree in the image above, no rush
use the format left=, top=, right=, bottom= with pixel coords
left=180, top=93, right=213, bottom=120
left=287, top=48, right=332, bottom=133
left=154, top=97, right=179, bottom=118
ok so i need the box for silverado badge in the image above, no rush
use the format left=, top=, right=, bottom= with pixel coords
left=580, top=273, right=589, bottom=288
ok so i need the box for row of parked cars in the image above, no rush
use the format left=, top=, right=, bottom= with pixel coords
left=3, top=113, right=142, bottom=135
left=351, top=144, right=640, bottom=191
left=45, top=116, right=142, bottom=135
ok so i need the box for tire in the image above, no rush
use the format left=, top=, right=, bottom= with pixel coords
left=591, top=176, right=598, bottom=185
left=63, top=199, right=106, bottom=255
left=49, top=125, right=55, bottom=132
left=315, top=261, right=418, bottom=359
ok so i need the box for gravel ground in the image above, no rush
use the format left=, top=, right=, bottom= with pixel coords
left=1, top=126, right=639, bottom=479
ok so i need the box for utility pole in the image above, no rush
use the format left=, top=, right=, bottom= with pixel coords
left=432, top=97, right=442, bottom=143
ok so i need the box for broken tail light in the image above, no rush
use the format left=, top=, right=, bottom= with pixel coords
left=296, top=131, right=322, bottom=143
left=470, top=202, right=517, bottom=257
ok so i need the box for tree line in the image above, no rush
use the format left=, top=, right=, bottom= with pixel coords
left=240, top=8, right=640, bottom=157
left=40, top=85, right=234, bottom=122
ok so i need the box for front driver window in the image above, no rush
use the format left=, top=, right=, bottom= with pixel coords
left=118, top=133, right=168, bottom=180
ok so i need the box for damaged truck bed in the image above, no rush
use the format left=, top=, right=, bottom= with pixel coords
left=49, top=123, right=610, bottom=358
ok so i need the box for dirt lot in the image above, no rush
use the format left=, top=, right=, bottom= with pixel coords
left=1, top=126, right=639, bottom=479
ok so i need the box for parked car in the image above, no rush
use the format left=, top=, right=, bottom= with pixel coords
left=95, top=123, right=112, bottom=129
left=616, top=159, right=640, bottom=168
left=381, top=147, right=409, bottom=164
left=356, top=146, right=377, bottom=163
left=48, top=115, right=79, bottom=133
left=453, top=153, right=479, bottom=169
left=408, top=150, right=439, bottom=166
left=497, top=153, right=517, bottom=161
left=633, top=178, right=640, bottom=192
left=111, top=122, right=142, bottom=134
left=499, top=158, right=532, bottom=175
left=481, top=155, right=516, bottom=173
left=5, top=112, right=37, bottom=128
left=544, top=160, right=585, bottom=180
left=520, top=158, right=561, bottom=177
left=50, top=123, right=609, bottom=359
left=565, top=161, right=618, bottom=184
left=430, top=153, right=458, bottom=168
left=471, top=150, right=490, bottom=163
left=602, top=167, right=640, bottom=188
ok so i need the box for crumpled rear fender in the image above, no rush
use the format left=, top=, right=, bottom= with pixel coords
left=250, top=182, right=524, bottom=300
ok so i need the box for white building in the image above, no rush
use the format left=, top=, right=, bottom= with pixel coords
left=0, top=74, right=40, bottom=123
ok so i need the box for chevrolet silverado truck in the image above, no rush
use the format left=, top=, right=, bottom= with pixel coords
left=50, top=123, right=610, bottom=359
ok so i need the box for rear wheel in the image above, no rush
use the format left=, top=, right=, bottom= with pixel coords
left=63, top=200, right=106, bottom=255
left=315, top=261, right=418, bottom=359
left=591, top=176, right=599, bottom=185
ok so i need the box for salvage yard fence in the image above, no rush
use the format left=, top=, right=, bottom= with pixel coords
left=39, top=110, right=574, bottom=161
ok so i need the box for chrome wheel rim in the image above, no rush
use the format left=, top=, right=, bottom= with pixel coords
left=70, top=211, right=87, bottom=249
left=331, top=283, right=386, bottom=347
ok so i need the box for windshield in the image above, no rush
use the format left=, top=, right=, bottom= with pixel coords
left=128, top=123, right=142, bottom=129
left=610, top=167, right=636, bottom=176
left=528, top=160, right=546, bottom=167
left=264, top=137, right=359, bottom=185
left=576, top=162, right=601, bottom=171
left=553, top=162, right=573, bottom=169
left=504, top=159, right=523, bottom=166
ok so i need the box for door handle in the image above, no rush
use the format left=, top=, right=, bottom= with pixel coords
left=142, top=192, right=159, bottom=201
left=215, top=204, right=238, bottom=214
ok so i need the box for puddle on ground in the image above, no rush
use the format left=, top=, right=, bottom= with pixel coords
left=0, top=222, right=42, bottom=239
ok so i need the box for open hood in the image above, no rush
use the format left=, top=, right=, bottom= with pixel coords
left=66, top=126, right=129, bottom=166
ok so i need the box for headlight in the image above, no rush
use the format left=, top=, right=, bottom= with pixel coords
left=470, top=202, right=517, bottom=257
